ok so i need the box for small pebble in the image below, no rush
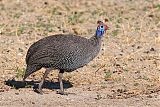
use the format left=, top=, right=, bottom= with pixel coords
left=44, top=2, right=48, bottom=5
left=15, top=92, right=19, bottom=95
left=18, top=53, right=23, bottom=56
left=137, top=46, right=141, bottom=49
left=147, top=95, right=152, bottom=98
left=150, top=48, right=155, bottom=51
left=19, top=48, right=23, bottom=52
left=32, top=102, right=35, bottom=104
left=148, top=14, right=154, bottom=18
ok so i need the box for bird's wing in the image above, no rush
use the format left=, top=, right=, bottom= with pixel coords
left=27, top=40, right=90, bottom=65
left=26, top=34, right=87, bottom=63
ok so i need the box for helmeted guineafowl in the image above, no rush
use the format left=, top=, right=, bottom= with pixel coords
left=23, top=21, right=109, bottom=95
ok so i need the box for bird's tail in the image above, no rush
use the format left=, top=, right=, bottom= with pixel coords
left=23, top=65, right=41, bottom=81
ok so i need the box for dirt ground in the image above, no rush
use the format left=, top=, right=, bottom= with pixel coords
left=0, top=0, right=160, bottom=106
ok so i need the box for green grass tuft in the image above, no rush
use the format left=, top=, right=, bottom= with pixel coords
left=104, top=71, right=112, bottom=80
left=15, top=67, right=25, bottom=79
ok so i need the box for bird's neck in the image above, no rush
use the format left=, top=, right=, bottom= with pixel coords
left=89, top=35, right=102, bottom=47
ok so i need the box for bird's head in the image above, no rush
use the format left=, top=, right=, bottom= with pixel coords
left=95, top=21, right=109, bottom=37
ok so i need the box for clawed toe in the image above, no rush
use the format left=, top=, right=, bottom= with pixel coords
left=56, top=90, right=68, bottom=95
left=56, top=90, right=76, bottom=95
left=35, top=89, right=43, bottom=95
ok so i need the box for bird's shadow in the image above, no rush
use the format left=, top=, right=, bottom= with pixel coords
left=5, top=79, right=73, bottom=93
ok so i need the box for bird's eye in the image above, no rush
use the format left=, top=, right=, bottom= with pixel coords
left=100, top=25, right=104, bottom=28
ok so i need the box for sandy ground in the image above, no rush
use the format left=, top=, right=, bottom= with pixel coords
left=0, top=0, right=160, bottom=106
left=0, top=88, right=160, bottom=107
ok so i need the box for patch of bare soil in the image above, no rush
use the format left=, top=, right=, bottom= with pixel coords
left=0, top=0, right=160, bottom=106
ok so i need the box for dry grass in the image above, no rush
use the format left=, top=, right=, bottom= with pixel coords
left=0, top=0, right=160, bottom=99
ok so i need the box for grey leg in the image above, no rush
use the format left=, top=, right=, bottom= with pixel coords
left=38, top=68, right=52, bottom=94
left=58, top=72, right=64, bottom=94
left=57, top=70, right=67, bottom=95
left=57, top=70, right=76, bottom=95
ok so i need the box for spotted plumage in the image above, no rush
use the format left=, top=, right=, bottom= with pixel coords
left=23, top=21, right=108, bottom=94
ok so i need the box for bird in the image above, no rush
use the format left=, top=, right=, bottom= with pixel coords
left=23, top=21, right=109, bottom=95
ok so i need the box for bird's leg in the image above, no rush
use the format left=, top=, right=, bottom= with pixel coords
left=57, top=70, right=76, bottom=95
left=37, top=68, right=51, bottom=94
left=57, top=70, right=66, bottom=95
left=58, top=72, right=64, bottom=94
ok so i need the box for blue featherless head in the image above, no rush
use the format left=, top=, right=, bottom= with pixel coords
left=96, top=21, right=109, bottom=37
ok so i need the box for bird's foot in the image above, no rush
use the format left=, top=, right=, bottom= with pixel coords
left=56, top=90, right=76, bottom=95
left=56, top=90, right=68, bottom=95
left=35, top=88, right=43, bottom=95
